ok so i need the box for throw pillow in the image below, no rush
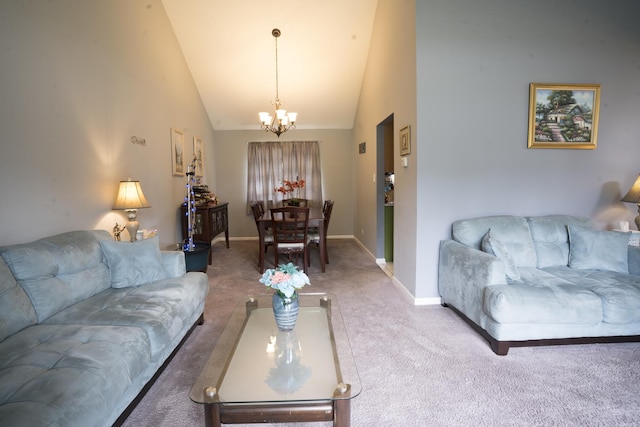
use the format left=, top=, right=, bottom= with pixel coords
left=568, top=225, right=630, bottom=273
left=481, top=229, right=521, bottom=281
left=99, top=236, right=166, bottom=288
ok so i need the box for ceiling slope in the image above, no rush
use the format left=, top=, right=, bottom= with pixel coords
left=162, top=0, right=378, bottom=131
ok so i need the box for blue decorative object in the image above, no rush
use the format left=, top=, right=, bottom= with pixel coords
left=272, top=291, right=300, bottom=331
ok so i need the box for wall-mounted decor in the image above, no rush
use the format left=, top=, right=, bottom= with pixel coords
left=399, top=125, right=411, bottom=156
left=171, top=127, right=185, bottom=176
left=359, top=142, right=366, bottom=154
left=193, top=136, right=204, bottom=177
left=527, top=83, right=600, bottom=150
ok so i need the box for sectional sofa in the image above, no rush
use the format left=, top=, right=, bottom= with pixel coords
left=0, top=230, right=209, bottom=426
left=439, top=215, right=640, bottom=355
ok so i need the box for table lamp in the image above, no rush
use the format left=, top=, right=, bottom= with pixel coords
left=113, top=179, right=151, bottom=241
left=621, top=173, right=640, bottom=230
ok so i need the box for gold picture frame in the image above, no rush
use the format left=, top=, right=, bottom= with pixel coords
left=527, top=83, right=600, bottom=149
left=193, top=136, right=204, bottom=177
left=171, top=127, right=185, bottom=176
left=400, top=125, right=411, bottom=156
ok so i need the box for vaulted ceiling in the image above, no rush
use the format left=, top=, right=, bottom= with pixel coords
left=161, top=0, right=378, bottom=131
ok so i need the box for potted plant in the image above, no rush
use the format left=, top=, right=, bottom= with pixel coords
left=274, top=177, right=305, bottom=205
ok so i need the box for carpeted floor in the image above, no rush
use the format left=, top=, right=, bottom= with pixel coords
left=122, top=239, right=640, bottom=427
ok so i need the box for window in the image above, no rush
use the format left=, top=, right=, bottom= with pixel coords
left=246, top=141, right=322, bottom=214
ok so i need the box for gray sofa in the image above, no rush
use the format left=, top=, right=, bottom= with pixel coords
left=439, top=215, right=640, bottom=355
left=0, top=230, right=209, bottom=426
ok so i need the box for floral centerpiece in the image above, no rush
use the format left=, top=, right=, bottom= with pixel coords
left=260, top=263, right=310, bottom=331
left=275, top=178, right=305, bottom=205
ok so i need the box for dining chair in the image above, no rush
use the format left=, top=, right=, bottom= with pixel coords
left=270, top=206, right=310, bottom=273
left=308, top=200, right=334, bottom=266
left=251, top=202, right=273, bottom=260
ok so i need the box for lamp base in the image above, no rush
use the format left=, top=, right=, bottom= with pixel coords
left=125, top=220, right=139, bottom=242
left=124, top=209, right=140, bottom=241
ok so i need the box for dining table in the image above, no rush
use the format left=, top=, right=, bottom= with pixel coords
left=257, top=206, right=326, bottom=273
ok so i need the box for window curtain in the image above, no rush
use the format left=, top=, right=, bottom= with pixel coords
left=247, top=141, right=323, bottom=214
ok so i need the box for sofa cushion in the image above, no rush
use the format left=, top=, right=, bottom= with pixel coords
left=481, top=229, right=520, bottom=281
left=0, top=324, right=150, bottom=427
left=527, top=215, right=595, bottom=268
left=543, top=267, right=640, bottom=324
left=0, top=257, right=37, bottom=341
left=44, top=273, right=208, bottom=358
left=484, top=268, right=603, bottom=325
left=99, top=236, right=167, bottom=288
left=452, top=215, right=537, bottom=268
left=568, top=225, right=630, bottom=273
left=0, top=230, right=112, bottom=323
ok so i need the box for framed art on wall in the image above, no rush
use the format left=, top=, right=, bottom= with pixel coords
left=400, top=125, right=411, bottom=156
left=527, top=83, right=600, bottom=150
left=171, top=127, right=185, bottom=176
left=193, top=136, right=204, bottom=177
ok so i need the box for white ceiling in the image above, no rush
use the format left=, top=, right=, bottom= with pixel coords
left=161, top=0, right=378, bottom=131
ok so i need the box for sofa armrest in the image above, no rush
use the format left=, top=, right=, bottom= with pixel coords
left=629, top=245, right=640, bottom=276
left=161, top=250, right=187, bottom=278
left=438, top=239, right=507, bottom=327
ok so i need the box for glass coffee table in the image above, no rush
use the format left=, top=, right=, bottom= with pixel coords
left=190, top=293, right=361, bottom=427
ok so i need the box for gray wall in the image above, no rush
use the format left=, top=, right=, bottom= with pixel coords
left=414, top=0, right=640, bottom=299
left=0, top=0, right=215, bottom=246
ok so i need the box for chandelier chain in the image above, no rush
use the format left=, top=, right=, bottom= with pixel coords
left=274, top=34, right=279, bottom=103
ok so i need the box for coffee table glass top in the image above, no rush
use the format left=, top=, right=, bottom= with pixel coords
left=190, top=293, right=361, bottom=405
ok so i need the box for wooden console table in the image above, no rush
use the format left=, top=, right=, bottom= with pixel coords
left=180, top=202, right=230, bottom=264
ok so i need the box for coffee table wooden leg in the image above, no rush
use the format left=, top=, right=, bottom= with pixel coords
left=204, top=404, right=221, bottom=427
left=334, top=398, right=351, bottom=427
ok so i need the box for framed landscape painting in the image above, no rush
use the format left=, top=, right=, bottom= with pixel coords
left=527, top=83, right=600, bottom=150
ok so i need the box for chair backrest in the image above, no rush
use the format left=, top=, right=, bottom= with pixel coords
left=270, top=207, right=310, bottom=249
left=250, top=202, right=262, bottom=222
left=322, top=200, right=334, bottom=233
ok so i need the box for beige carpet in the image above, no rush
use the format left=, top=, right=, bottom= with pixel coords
left=122, top=239, right=640, bottom=426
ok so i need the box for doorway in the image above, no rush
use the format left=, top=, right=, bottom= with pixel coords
left=376, top=114, right=394, bottom=274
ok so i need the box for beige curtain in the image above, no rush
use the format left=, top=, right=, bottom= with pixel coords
left=246, top=141, right=323, bottom=214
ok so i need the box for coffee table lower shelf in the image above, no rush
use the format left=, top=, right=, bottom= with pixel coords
left=204, top=398, right=351, bottom=427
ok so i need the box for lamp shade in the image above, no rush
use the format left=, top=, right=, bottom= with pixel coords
left=113, top=180, right=151, bottom=210
left=621, top=174, right=640, bottom=203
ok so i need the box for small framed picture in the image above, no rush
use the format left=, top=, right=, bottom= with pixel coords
left=527, top=83, right=600, bottom=150
left=193, top=136, right=204, bottom=177
left=400, top=125, right=411, bottom=156
left=171, top=127, right=185, bottom=176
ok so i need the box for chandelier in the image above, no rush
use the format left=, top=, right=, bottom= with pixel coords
left=259, top=28, right=297, bottom=138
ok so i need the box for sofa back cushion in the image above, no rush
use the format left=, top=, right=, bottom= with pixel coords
left=527, top=215, right=595, bottom=268
left=0, top=257, right=37, bottom=340
left=0, top=230, right=111, bottom=323
left=452, top=215, right=537, bottom=268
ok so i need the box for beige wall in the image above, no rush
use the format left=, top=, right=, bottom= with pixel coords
left=0, top=0, right=216, bottom=246
left=211, top=129, right=354, bottom=239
